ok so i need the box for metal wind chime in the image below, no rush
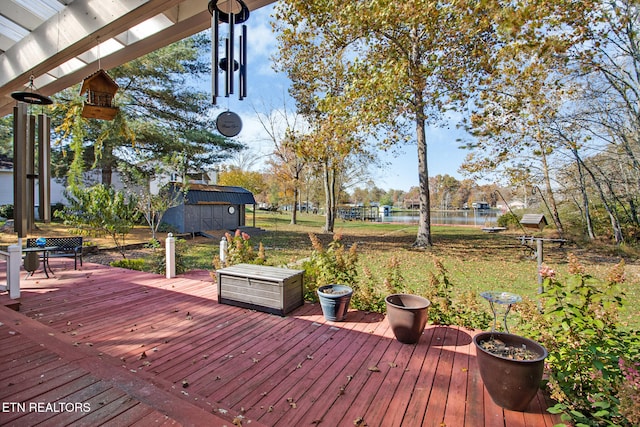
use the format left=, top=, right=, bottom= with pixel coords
left=10, top=76, right=53, bottom=238
left=209, top=0, right=249, bottom=137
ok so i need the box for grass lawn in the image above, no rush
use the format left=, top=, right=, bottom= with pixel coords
left=2, top=210, right=638, bottom=329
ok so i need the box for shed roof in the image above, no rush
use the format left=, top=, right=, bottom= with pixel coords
left=177, top=183, right=256, bottom=205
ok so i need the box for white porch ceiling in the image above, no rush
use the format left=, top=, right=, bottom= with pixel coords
left=0, top=0, right=274, bottom=117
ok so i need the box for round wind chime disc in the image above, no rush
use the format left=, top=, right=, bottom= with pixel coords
left=11, top=92, right=53, bottom=105
left=11, top=75, right=53, bottom=105
left=219, top=58, right=240, bottom=71
left=216, top=111, right=242, bottom=137
left=208, top=0, right=250, bottom=23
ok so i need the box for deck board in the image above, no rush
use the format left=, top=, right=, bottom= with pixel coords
left=0, top=261, right=564, bottom=426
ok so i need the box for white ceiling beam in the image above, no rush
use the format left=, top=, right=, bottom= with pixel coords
left=0, top=0, right=185, bottom=96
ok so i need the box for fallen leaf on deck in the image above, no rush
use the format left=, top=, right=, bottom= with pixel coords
left=367, top=366, right=380, bottom=372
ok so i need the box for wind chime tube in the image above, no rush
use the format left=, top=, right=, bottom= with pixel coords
left=38, top=113, right=51, bottom=223
left=27, top=114, right=36, bottom=232
left=13, top=104, right=27, bottom=238
left=224, top=37, right=230, bottom=97
left=228, top=12, right=235, bottom=95
left=240, top=24, right=247, bottom=100
left=212, top=11, right=219, bottom=104
left=239, top=33, right=244, bottom=100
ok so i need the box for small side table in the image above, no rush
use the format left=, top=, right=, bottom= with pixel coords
left=22, top=246, right=58, bottom=278
left=480, top=291, right=522, bottom=333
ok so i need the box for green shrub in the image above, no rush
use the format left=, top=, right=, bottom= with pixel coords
left=497, top=212, right=519, bottom=228
left=351, top=257, right=400, bottom=313
left=520, top=254, right=640, bottom=426
left=212, top=230, right=267, bottom=274
left=416, top=256, right=491, bottom=329
left=50, top=203, right=65, bottom=220
left=0, top=204, right=13, bottom=219
left=303, top=232, right=358, bottom=301
left=304, top=239, right=490, bottom=329
left=110, top=258, right=147, bottom=271
left=152, top=238, right=189, bottom=275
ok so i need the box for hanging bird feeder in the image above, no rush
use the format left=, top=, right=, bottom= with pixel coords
left=79, top=69, right=119, bottom=120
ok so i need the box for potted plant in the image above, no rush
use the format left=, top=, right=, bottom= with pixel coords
left=317, top=284, right=353, bottom=322
left=385, top=294, right=431, bottom=344
left=473, top=331, right=548, bottom=412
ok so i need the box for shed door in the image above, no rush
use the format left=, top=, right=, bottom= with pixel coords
left=201, top=205, right=224, bottom=231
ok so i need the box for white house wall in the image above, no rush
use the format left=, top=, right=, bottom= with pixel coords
left=0, top=169, right=66, bottom=207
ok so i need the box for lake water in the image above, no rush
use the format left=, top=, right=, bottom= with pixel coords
left=382, top=209, right=499, bottom=226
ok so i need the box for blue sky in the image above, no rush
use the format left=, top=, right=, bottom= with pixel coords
left=210, top=3, right=470, bottom=192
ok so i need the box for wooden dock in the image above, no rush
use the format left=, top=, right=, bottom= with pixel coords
left=0, top=260, right=562, bottom=426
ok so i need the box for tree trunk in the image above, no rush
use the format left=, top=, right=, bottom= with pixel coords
left=581, top=157, right=625, bottom=244
left=540, top=148, right=564, bottom=236
left=291, top=184, right=298, bottom=225
left=323, top=160, right=336, bottom=233
left=571, top=147, right=595, bottom=239
left=99, top=142, right=115, bottom=187
left=413, top=113, right=432, bottom=247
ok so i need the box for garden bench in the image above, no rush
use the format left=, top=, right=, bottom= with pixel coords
left=26, top=237, right=83, bottom=270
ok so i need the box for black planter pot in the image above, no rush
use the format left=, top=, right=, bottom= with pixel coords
left=317, top=284, right=353, bottom=322
left=473, top=332, right=548, bottom=412
left=385, top=294, right=431, bottom=344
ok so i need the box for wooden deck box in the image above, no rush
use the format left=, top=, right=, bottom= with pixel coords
left=216, top=264, right=304, bottom=315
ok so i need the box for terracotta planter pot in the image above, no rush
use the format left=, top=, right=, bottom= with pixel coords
left=473, top=332, right=548, bottom=412
left=317, top=284, right=353, bottom=322
left=385, top=294, right=431, bottom=344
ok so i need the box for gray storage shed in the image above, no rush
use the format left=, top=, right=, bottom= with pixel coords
left=162, top=184, right=256, bottom=233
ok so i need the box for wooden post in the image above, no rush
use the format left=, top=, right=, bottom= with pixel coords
left=536, top=238, right=544, bottom=294
left=219, top=237, right=227, bottom=267
left=7, top=245, right=21, bottom=299
left=165, top=233, right=175, bottom=279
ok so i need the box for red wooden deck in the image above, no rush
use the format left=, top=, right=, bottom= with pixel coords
left=0, top=260, right=563, bottom=426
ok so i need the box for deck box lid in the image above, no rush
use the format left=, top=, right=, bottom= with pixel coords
left=217, top=263, right=304, bottom=281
